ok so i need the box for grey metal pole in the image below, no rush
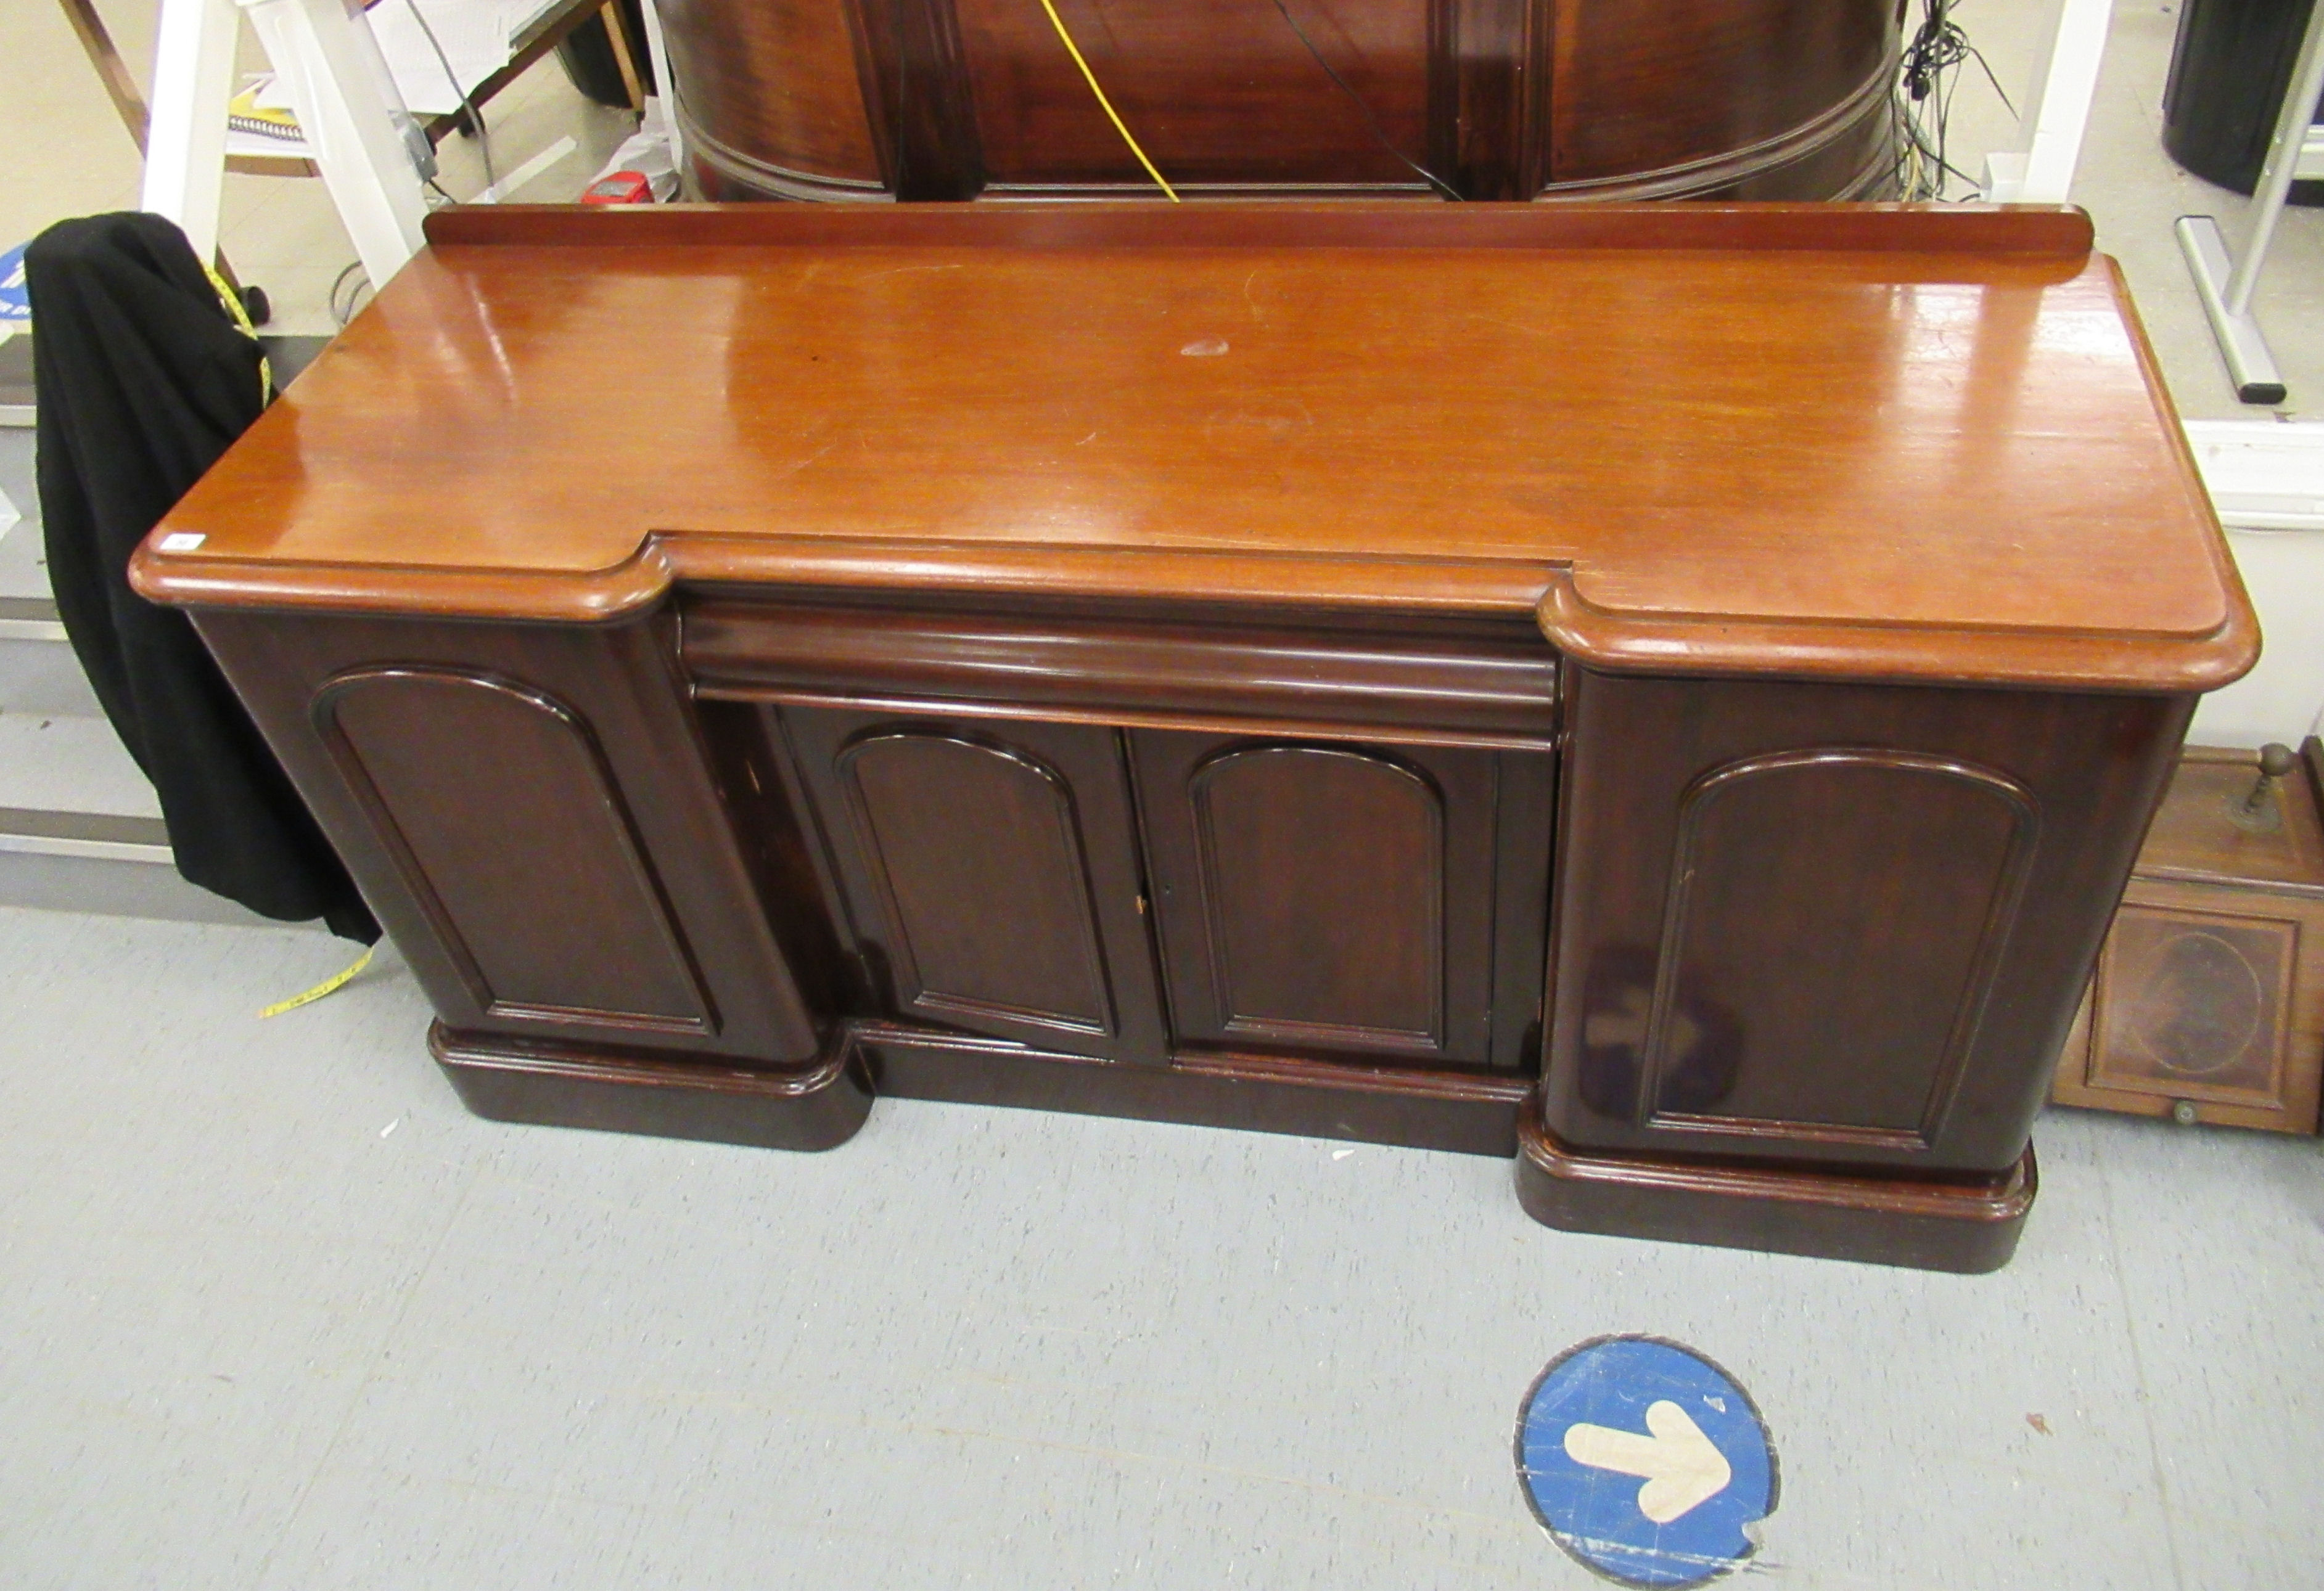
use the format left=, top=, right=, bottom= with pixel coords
left=2227, top=0, right=2324, bottom=314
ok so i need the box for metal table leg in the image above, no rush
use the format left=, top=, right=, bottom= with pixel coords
left=2178, top=0, right=2324, bottom=405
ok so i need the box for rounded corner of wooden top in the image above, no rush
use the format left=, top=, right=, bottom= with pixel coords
left=1530, top=568, right=1594, bottom=650
left=437, top=534, right=681, bottom=626
left=1955, top=200, right=2095, bottom=250
left=1531, top=566, right=1582, bottom=607
left=2033, top=201, right=2096, bottom=245
left=1530, top=561, right=2260, bottom=694
left=1531, top=568, right=1695, bottom=676
left=572, top=535, right=683, bottom=623
left=2051, top=204, right=2098, bottom=258
left=125, top=538, right=170, bottom=605
left=128, top=523, right=215, bottom=607
left=2182, top=600, right=2266, bottom=697
left=120, top=528, right=680, bottom=626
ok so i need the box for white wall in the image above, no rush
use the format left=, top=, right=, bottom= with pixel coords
left=2183, top=422, right=2324, bottom=748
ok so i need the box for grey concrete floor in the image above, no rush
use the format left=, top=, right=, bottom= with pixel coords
left=1, top=904, right=2318, bottom=1589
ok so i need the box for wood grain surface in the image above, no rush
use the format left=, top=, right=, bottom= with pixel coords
left=133, top=203, right=2253, bottom=692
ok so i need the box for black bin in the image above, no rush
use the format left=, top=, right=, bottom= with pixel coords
left=2164, top=0, right=2324, bottom=201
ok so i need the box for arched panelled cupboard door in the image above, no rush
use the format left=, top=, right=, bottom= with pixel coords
left=1130, top=732, right=1537, bottom=1070
left=183, top=611, right=831, bottom=1067
left=781, top=706, right=1169, bottom=1063
left=1545, top=667, right=2195, bottom=1174
left=1635, top=749, right=2039, bottom=1151
left=313, top=667, right=722, bottom=1041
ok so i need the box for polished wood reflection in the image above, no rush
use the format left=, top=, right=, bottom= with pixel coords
left=140, top=205, right=2249, bottom=697
left=1641, top=748, right=2038, bottom=1148
left=1546, top=669, right=2193, bottom=1174
left=659, top=0, right=884, bottom=193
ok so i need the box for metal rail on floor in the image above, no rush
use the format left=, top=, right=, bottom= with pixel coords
left=2177, top=0, right=2324, bottom=406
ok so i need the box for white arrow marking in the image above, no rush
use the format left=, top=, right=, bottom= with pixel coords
left=1562, top=1400, right=1733, bottom=1524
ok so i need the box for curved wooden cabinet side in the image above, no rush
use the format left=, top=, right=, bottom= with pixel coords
left=136, top=205, right=2257, bottom=1273
left=665, top=0, right=1901, bottom=202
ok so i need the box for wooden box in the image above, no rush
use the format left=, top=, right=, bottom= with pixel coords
left=2054, top=740, right=2324, bottom=1132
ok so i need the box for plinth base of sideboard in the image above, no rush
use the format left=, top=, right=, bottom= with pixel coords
left=432, top=1017, right=1529, bottom=1159
left=1514, top=1097, right=2038, bottom=1274
left=429, top=1023, right=2035, bottom=1272
left=431, top=1023, right=874, bottom=1151
left=852, top=1021, right=1529, bottom=1157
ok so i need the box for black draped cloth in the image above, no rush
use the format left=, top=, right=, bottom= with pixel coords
left=28, top=213, right=376, bottom=942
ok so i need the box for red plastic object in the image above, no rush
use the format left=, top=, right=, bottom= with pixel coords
left=581, top=171, right=654, bottom=205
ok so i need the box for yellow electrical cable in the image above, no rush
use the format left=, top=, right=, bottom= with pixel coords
left=201, top=257, right=274, bottom=403
left=1033, top=0, right=1179, bottom=202
left=260, top=946, right=376, bottom=1019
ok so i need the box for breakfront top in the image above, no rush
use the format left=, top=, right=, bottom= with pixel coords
left=135, top=202, right=2254, bottom=692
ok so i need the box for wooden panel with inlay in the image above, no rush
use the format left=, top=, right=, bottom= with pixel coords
left=2097, top=903, right=2295, bottom=1102
left=783, top=706, right=1167, bottom=1063
left=2051, top=740, right=2324, bottom=1134
left=2055, top=888, right=2324, bottom=1134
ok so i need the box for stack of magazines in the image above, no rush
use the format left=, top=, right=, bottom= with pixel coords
left=226, top=76, right=308, bottom=157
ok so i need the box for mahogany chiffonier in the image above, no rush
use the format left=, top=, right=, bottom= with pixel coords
left=132, top=203, right=2256, bottom=1272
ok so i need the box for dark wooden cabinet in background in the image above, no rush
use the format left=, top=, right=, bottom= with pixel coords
left=663, top=0, right=1901, bottom=202
left=139, top=203, right=2257, bottom=1272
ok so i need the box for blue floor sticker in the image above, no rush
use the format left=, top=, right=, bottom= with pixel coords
left=1516, top=1336, right=1776, bottom=1587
